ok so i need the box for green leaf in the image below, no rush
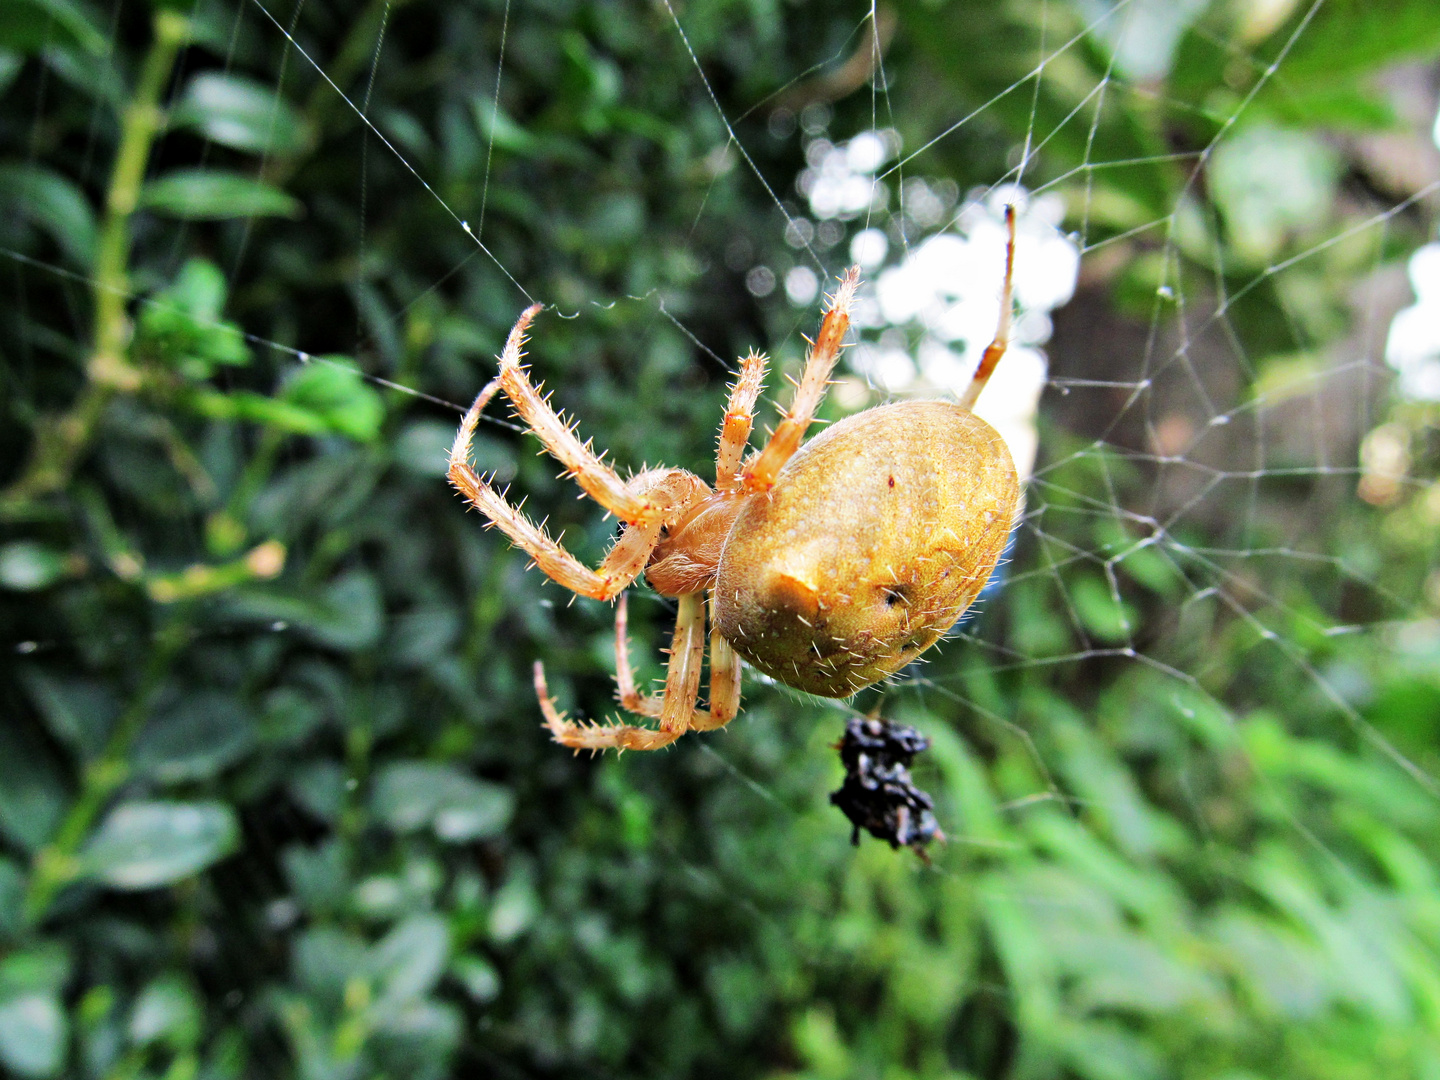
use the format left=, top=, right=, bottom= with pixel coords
left=279, top=361, right=386, bottom=442
left=394, top=420, right=458, bottom=478
left=1261, top=83, right=1399, bottom=131
left=0, top=860, right=22, bottom=942
left=369, top=999, right=462, bottom=1060
left=0, top=542, right=69, bottom=591
left=0, top=946, right=70, bottom=997
left=35, top=32, right=122, bottom=104
left=0, top=994, right=66, bottom=1079
left=218, top=571, right=384, bottom=651
left=451, top=955, right=500, bottom=1004
left=1059, top=1020, right=1164, bottom=1080
left=128, top=977, right=201, bottom=1050
left=372, top=914, right=450, bottom=1009
left=259, top=687, right=326, bottom=747
left=390, top=605, right=461, bottom=668
left=0, top=51, right=22, bottom=96
left=171, top=73, right=311, bottom=156
left=0, top=165, right=97, bottom=267
left=1209, top=125, right=1340, bottom=262
left=20, top=668, right=119, bottom=759
left=1114, top=543, right=1180, bottom=597
left=0, top=0, right=105, bottom=55
left=0, top=948, right=71, bottom=1076
left=186, top=389, right=330, bottom=434
left=0, top=724, right=66, bottom=853
left=1068, top=0, right=1209, bottom=82
left=471, top=102, right=541, bottom=155
left=140, top=170, right=301, bottom=220
left=1211, top=908, right=1331, bottom=1018
left=1051, top=712, right=1176, bottom=858
left=194, top=366, right=385, bottom=441
left=314, top=571, right=385, bottom=650
left=136, top=260, right=252, bottom=378
left=287, top=760, right=346, bottom=824
left=1262, top=0, right=1440, bottom=85
left=1070, top=575, right=1134, bottom=644
left=294, top=926, right=370, bottom=998
left=78, top=801, right=239, bottom=889
left=400, top=418, right=514, bottom=481
left=282, top=840, right=348, bottom=917
left=134, top=691, right=257, bottom=782
left=371, top=761, right=514, bottom=842
left=162, top=257, right=228, bottom=321
left=486, top=870, right=536, bottom=944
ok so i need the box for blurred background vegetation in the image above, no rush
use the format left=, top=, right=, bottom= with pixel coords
left=3, top=0, right=1440, bottom=1077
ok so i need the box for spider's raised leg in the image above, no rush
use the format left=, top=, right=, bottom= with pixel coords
left=957, top=204, right=1017, bottom=412
left=714, top=350, right=767, bottom=491
left=448, top=380, right=663, bottom=601
left=741, top=267, right=859, bottom=493
left=538, top=592, right=707, bottom=751
left=495, top=306, right=669, bottom=526
left=610, top=593, right=741, bottom=732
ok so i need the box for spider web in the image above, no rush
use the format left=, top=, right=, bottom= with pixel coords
left=5, top=0, right=1440, bottom=1074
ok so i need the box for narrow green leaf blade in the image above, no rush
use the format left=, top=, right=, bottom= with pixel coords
left=0, top=164, right=97, bottom=266
left=140, top=170, right=301, bottom=220
left=171, top=73, right=311, bottom=156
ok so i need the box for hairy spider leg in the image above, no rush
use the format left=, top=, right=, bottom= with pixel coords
left=608, top=593, right=742, bottom=732
left=714, top=350, right=768, bottom=491
left=741, top=266, right=860, bottom=492
left=957, top=204, right=1017, bottom=412
left=495, top=305, right=670, bottom=526
left=537, top=592, right=708, bottom=751
left=447, top=376, right=663, bottom=601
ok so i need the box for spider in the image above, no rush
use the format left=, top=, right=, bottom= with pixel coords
left=449, top=208, right=1021, bottom=753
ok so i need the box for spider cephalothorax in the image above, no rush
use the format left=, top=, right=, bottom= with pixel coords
left=448, top=209, right=1020, bottom=752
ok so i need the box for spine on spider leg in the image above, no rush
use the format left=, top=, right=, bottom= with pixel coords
left=958, top=204, right=1017, bottom=413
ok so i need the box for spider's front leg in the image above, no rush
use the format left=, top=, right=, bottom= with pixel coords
left=447, top=377, right=663, bottom=601
left=494, top=306, right=671, bottom=527
left=536, top=592, right=708, bottom=752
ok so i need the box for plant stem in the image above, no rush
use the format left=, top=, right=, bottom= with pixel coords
left=22, top=619, right=188, bottom=928
left=1, top=10, right=190, bottom=511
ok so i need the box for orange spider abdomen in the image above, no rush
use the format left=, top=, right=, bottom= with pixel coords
left=714, top=400, right=1019, bottom=697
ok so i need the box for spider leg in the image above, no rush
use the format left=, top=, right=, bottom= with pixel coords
left=494, top=306, right=666, bottom=526
left=741, top=266, right=859, bottom=493
left=538, top=592, right=707, bottom=752
left=611, top=593, right=740, bottom=730
left=612, top=592, right=665, bottom=719
left=957, top=204, right=1017, bottom=412
left=448, top=380, right=663, bottom=600
left=714, top=350, right=768, bottom=491
left=691, top=590, right=741, bottom=731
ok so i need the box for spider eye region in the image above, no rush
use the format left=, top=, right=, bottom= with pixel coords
left=715, top=400, right=1019, bottom=697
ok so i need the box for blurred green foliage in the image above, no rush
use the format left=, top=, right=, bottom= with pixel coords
left=2, top=0, right=1440, bottom=1078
